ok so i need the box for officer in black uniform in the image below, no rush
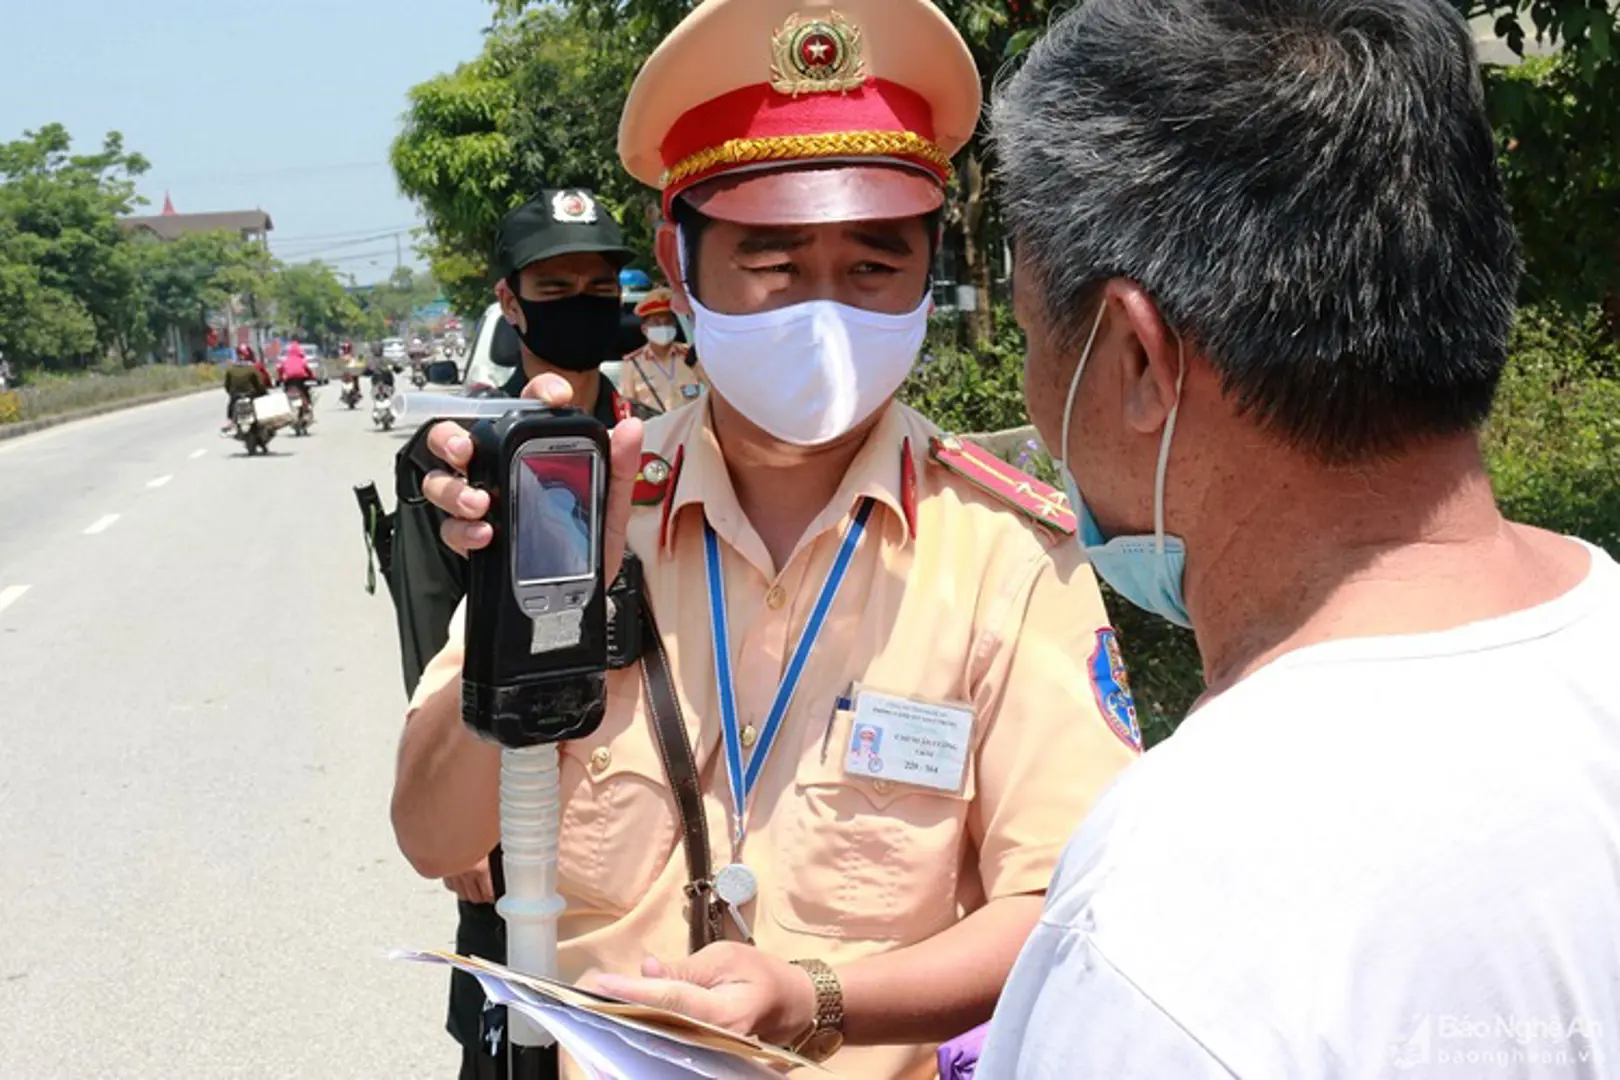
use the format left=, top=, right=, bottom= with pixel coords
left=362, top=189, right=646, bottom=1080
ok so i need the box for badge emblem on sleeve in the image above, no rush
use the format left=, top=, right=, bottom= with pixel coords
left=1090, top=628, right=1142, bottom=752
left=633, top=453, right=673, bottom=506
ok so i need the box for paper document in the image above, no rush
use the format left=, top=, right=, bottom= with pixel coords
left=394, top=949, right=829, bottom=1078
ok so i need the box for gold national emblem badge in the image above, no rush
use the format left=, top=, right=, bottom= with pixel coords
left=770, top=11, right=867, bottom=96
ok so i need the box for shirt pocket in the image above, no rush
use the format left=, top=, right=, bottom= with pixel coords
left=769, top=705, right=977, bottom=942
left=557, top=682, right=678, bottom=917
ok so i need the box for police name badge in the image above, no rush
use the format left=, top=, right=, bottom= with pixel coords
left=845, top=689, right=973, bottom=794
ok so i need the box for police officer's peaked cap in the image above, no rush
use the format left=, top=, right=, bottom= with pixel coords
left=618, top=0, right=981, bottom=225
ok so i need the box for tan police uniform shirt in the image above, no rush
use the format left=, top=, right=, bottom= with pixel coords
left=619, top=342, right=707, bottom=414
left=411, top=401, right=1139, bottom=1079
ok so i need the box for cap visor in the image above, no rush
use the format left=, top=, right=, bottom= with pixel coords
left=681, top=163, right=944, bottom=226
left=509, top=241, right=636, bottom=273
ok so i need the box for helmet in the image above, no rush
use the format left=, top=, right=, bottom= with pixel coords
left=236, top=344, right=255, bottom=362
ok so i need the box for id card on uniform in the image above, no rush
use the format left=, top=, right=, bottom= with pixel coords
left=844, top=687, right=974, bottom=794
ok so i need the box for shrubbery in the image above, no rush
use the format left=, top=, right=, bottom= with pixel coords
left=0, top=364, right=219, bottom=427
left=904, top=304, right=1620, bottom=747
left=1485, top=308, right=1620, bottom=556
left=898, top=309, right=1030, bottom=435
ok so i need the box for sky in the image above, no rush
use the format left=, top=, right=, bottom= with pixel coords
left=0, top=0, right=495, bottom=285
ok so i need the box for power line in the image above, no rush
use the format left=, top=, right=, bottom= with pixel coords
left=286, top=247, right=407, bottom=266
left=269, top=222, right=417, bottom=245
left=272, top=230, right=414, bottom=257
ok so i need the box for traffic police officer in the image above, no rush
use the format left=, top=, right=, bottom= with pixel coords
left=391, top=2, right=1141, bottom=1076
left=620, top=287, right=707, bottom=414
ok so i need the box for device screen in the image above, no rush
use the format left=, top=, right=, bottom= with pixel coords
left=513, top=449, right=597, bottom=584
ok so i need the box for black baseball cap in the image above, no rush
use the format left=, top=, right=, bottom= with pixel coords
left=494, top=189, right=635, bottom=277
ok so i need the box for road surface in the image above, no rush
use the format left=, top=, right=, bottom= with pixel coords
left=0, top=390, right=463, bottom=1077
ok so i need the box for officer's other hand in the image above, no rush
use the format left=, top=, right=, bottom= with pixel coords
left=421, top=373, right=643, bottom=570
left=582, top=943, right=815, bottom=1047
left=442, top=857, right=494, bottom=905
left=422, top=419, right=491, bottom=555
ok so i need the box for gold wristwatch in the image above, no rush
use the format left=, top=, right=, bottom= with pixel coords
left=787, top=958, right=845, bottom=1062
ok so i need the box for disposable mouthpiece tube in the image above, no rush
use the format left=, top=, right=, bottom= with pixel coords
left=389, top=392, right=546, bottom=422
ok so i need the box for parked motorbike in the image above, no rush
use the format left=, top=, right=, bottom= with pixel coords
left=231, top=396, right=275, bottom=455
left=371, top=384, right=395, bottom=432
left=340, top=376, right=362, bottom=410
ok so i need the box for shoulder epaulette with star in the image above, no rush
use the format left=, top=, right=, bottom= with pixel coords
left=928, top=434, right=1076, bottom=535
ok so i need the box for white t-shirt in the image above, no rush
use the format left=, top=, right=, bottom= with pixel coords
left=982, top=542, right=1620, bottom=1079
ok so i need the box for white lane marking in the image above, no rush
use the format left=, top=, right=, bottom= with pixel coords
left=0, top=585, right=28, bottom=615
left=147, top=474, right=174, bottom=489
left=189, top=448, right=207, bottom=460
left=84, top=514, right=121, bottom=535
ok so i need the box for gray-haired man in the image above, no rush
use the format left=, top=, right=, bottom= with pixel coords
left=981, top=0, right=1620, bottom=1076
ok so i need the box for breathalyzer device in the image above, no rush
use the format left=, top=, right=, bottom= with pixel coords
left=461, top=406, right=611, bottom=748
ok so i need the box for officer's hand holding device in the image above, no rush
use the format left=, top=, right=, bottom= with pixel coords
left=459, top=405, right=612, bottom=748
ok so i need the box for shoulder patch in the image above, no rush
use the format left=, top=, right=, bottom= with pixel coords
left=928, top=435, right=1076, bottom=534
left=633, top=452, right=673, bottom=505
left=1089, top=628, right=1142, bottom=753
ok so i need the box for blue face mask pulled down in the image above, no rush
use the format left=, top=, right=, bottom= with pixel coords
left=1056, top=305, right=1193, bottom=629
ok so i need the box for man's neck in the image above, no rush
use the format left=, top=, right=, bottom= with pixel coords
left=711, top=397, right=878, bottom=572
left=522, top=354, right=600, bottom=414
left=1188, top=435, right=1589, bottom=698
left=646, top=342, right=675, bottom=365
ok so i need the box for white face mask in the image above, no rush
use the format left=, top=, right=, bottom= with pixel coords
left=685, top=292, right=928, bottom=446
left=645, top=325, right=678, bottom=347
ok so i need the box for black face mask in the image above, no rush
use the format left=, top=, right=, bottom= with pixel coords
left=512, top=293, right=622, bottom=373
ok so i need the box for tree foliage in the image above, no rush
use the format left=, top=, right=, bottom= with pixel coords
left=392, top=7, right=656, bottom=316
left=0, top=124, right=149, bottom=367
left=274, top=261, right=366, bottom=345
left=135, top=230, right=274, bottom=356
left=361, top=265, right=442, bottom=333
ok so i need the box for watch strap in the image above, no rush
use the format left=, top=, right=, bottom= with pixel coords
left=789, top=959, right=844, bottom=1055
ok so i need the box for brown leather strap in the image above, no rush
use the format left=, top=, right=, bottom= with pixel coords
left=637, top=593, right=724, bottom=953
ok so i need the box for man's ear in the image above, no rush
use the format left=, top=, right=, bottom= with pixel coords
left=494, top=276, right=524, bottom=332
left=655, top=224, right=692, bottom=317
left=1107, top=280, right=1181, bottom=436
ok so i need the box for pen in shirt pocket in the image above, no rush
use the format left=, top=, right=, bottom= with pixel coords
left=820, top=691, right=854, bottom=764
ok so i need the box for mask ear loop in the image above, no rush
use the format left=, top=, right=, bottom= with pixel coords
left=1152, top=337, right=1187, bottom=555
left=1059, top=301, right=1110, bottom=483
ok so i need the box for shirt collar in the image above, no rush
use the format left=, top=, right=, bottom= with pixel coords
left=661, top=401, right=917, bottom=554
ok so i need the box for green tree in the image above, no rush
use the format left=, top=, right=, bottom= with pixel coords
left=274, top=261, right=366, bottom=345
left=137, top=230, right=274, bottom=357
left=391, top=31, right=523, bottom=317
left=393, top=8, right=654, bottom=316
left=0, top=124, right=149, bottom=368
left=362, top=265, right=442, bottom=333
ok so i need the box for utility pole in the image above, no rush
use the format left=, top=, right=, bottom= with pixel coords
left=395, top=233, right=403, bottom=272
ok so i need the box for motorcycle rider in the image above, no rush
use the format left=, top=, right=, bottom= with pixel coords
left=278, top=341, right=316, bottom=412
left=340, top=341, right=365, bottom=405
left=222, top=345, right=268, bottom=432
left=368, top=352, right=397, bottom=400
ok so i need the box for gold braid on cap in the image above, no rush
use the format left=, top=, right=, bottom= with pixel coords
left=663, top=130, right=952, bottom=189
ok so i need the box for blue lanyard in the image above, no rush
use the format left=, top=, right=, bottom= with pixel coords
left=704, top=497, right=877, bottom=850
